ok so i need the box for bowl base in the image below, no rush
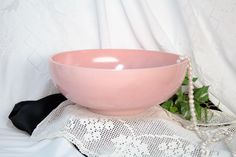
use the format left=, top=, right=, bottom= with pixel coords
left=88, top=108, right=149, bottom=116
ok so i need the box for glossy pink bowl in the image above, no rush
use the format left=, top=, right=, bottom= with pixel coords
left=50, top=49, right=188, bottom=115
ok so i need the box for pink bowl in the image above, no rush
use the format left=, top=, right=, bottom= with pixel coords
left=50, top=49, right=188, bottom=115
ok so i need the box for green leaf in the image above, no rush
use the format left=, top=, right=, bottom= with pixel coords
left=194, top=86, right=209, bottom=103
left=161, top=100, right=173, bottom=110
left=193, top=77, right=198, bottom=82
left=199, top=94, right=209, bottom=103
left=182, top=74, right=198, bottom=85
left=160, top=75, right=213, bottom=122
left=179, top=101, right=191, bottom=120
left=182, top=77, right=189, bottom=85
left=175, top=89, right=185, bottom=103
left=176, top=89, right=183, bottom=96
left=183, top=111, right=191, bottom=120
left=194, top=101, right=202, bottom=120
left=204, top=107, right=208, bottom=123
left=170, top=106, right=178, bottom=113
left=194, top=86, right=209, bottom=98
left=180, top=101, right=188, bottom=113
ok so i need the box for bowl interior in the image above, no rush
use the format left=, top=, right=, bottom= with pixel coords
left=51, top=49, right=181, bottom=70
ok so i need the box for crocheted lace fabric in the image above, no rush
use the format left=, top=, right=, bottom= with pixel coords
left=32, top=100, right=235, bottom=157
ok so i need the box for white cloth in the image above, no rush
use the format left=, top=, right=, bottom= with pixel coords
left=1, top=0, right=236, bottom=156
left=0, top=127, right=84, bottom=157
left=1, top=0, right=236, bottom=126
left=32, top=100, right=235, bottom=157
left=176, top=0, right=236, bottom=115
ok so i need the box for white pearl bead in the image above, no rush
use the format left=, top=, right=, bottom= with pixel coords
left=189, top=96, right=194, bottom=100
left=189, top=100, right=194, bottom=104
left=185, top=59, right=236, bottom=157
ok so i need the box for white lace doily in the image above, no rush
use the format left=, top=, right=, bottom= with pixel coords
left=31, top=100, right=235, bottom=157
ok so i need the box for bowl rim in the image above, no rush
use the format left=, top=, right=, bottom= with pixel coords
left=49, top=49, right=188, bottom=71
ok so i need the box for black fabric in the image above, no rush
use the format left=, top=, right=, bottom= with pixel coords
left=9, top=93, right=66, bottom=135
left=8, top=93, right=87, bottom=156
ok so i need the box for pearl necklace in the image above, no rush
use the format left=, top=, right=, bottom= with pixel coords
left=182, top=57, right=236, bottom=157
